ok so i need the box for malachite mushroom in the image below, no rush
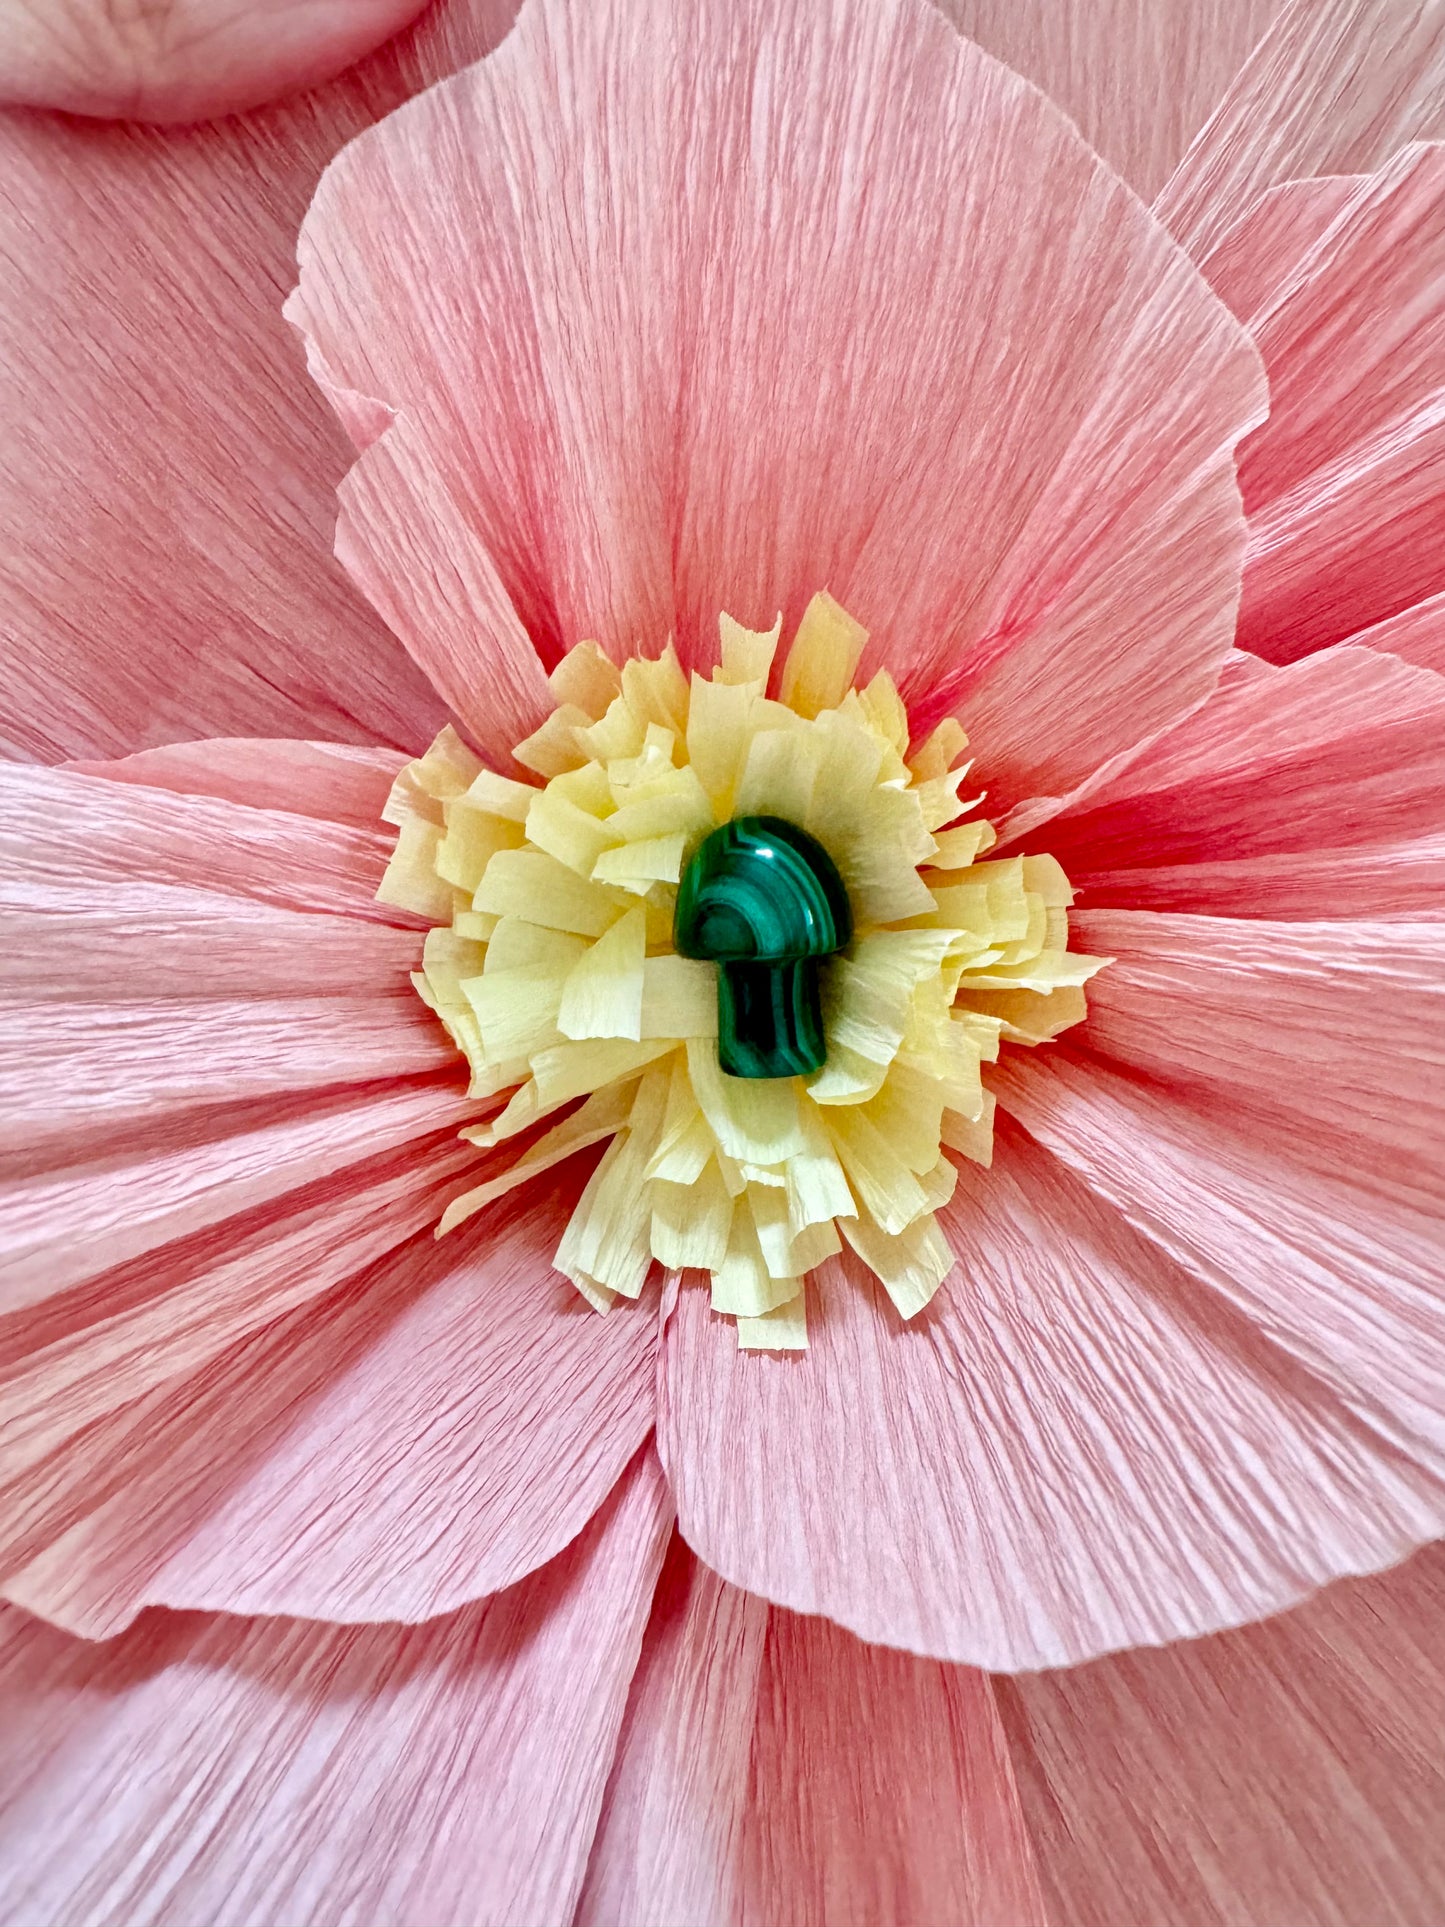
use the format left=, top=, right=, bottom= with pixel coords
left=674, top=814, right=853, bottom=1079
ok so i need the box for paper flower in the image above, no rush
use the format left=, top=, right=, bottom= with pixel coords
left=2, top=0, right=1445, bottom=1921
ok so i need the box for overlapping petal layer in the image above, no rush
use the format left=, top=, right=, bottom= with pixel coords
left=292, top=0, right=1265, bottom=827
left=0, top=1453, right=670, bottom=1927
left=0, top=0, right=528, bottom=762
left=1210, top=147, right=1445, bottom=661
left=1155, top=0, right=1445, bottom=257
left=577, top=1535, right=1045, bottom=1927
left=0, top=748, right=655, bottom=1631
left=1002, top=1541, right=1445, bottom=1927
left=660, top=639, right=1445, bottom=1665
left=940, top=0, right=1281, bottom=201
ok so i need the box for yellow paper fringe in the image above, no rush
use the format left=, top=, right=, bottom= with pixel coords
left=381, top=593, right=1104, bottom=1348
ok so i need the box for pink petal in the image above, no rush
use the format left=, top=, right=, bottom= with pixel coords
left=1038, top=643, right=1445, bottom=916
left=994, top=1052, right=1445, bottom=1508
left=334, top=408, right=555, bottom=769
left=999, top=1541, right=1445, bottom=1927
left=938, top=0, right=1282, bottom=201
left=0, top=1450, right=670, bottom=1927
left=1, top=997, right=453, bottom=1158
left=292, top=0, right=1264, bottom=819
left=1156, top=0, right=1445, bottom=259
left=1350, top=588, right=1445, bottom=677
left=658, top=1117, right=1434, bottom=1671
left=5, top=750, right=422, bottom=999
left=1217, top=146, right=1445, bottom=660
left=6, top=749, right=450, bottom=1149
left=578, top=1535, right=1044, bottom=1927
left=3, top=1078, right=468, bottom=1316
left=1, top=758, right=472, bottom=1314
left=74, top=737, right=406, bottom=828
left=1197, top=175, right=1364, bottom=322
left=1, top=761, right=398, bottom=921
left=0, top=1, right=526, bottom=760
left=1, top=1173, right=658, bottom=1634
left=1240, top=395, right=1445, bottom=665
left=1069, top=908, right=1445, bottom=1205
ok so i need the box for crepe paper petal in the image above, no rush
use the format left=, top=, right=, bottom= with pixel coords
left=72, top=738, right=407, bottom=829
left=292, top=0, right=1264, bottom=824
left=0, top=761, right=401, bottom=923
left=1197, top=174, right=1365, bottom=321
left=0, top=0, right=526, bottom=762
left=1350, top=589, right=1445, bottom=676
left=335, top=411, right=555, bottom=768
left=657, top=1113, right=1433, bottom=1671
left=0, top=1172, right=657, bottom=1633
left=938, top=0, right=1282, bottom=202
left=999, top=1542, right=1445, bottom=1927
left=577, top=1535, right=1045, bottom=1927
left=0, top=993, right=454, bottom=1157
left=2, top=1079, right=470, bottom=1317
left=1211, top=146, right=1445, bottom=661
left=994, top=1051, right=1445, bottom=1498
left=1156, top=0, right=1445, bottom=259
left=1070, top=908, right=1445, bottom=1212
left=0, top=1450, right=670, bottom=1927
left=1038, top=643, right=1445, bottom=917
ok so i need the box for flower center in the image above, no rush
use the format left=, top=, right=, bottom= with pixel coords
left=378, top=593, right=1103, bottom=1349
left=674, top=815, right=852, bottom=1078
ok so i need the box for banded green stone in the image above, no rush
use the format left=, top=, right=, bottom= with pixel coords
left=674, top=815, right=852, bottom=1079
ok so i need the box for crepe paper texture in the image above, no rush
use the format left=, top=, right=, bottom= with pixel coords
left=3, top=0, right=1445, bottom=1919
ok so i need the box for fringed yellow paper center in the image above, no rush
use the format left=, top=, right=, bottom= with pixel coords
left=380, top=594, right=1102, bottom=1348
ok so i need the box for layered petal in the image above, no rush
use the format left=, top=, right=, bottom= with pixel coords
left=1352, top=591, right=1445, bottom=677
left=994, top=1055, right=1445, bottom=1503
left=0, top=1451, right=671, bottom=1927
left=335, top=411, right=554, bottom=767
left=0, top=0, right=524, bottom=761
left=578, top=1535, right=1044, bottom=1927
left=0, top=1172, right=658, bottom=1636
left=1037, top=644, right=1445, bottom=916
left=657, top=1114, right=1437, bottom=1671
left=293, top=0, right=1265, bottom=822
left=938, top=0, right=1282, bottom=202
left=1068, top=908, right=1445, bottom=1207
left=999, top=1542, right=1445, bottom=1927
left=1157, top=0, right=1445, bottom=258
left=1202, top=146, right=1445, bottom=661
left=0, top=752, right=467, bottom=1308
left=1197, top=174, right=1363, bottom=323
left=1, top=749, right=659, bottom=1629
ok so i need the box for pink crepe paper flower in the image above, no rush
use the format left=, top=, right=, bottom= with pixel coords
left=3, top=0, right=1445, bottom=1920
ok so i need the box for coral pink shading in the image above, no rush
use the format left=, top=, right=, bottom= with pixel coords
left=1220, top=146, right=1445, bottom=661
left=0, top=1453, right=671, bottom=1927
left=3, top=0, right=1445, bottom=1911
left=1000, top=1540, right=1445, bottom=1927
left=937, top=0, right=1282, bottom=202
left=0, top=0, right=520, bottom=763
left=1154, top=0, right=1445, bottom=258
left=577, top=1535, right=1046, bottom=1927
left=289, top=0, right=1266, bottom=822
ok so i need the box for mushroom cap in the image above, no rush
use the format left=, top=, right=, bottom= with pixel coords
left=674, top=814, right=852, bottom=963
